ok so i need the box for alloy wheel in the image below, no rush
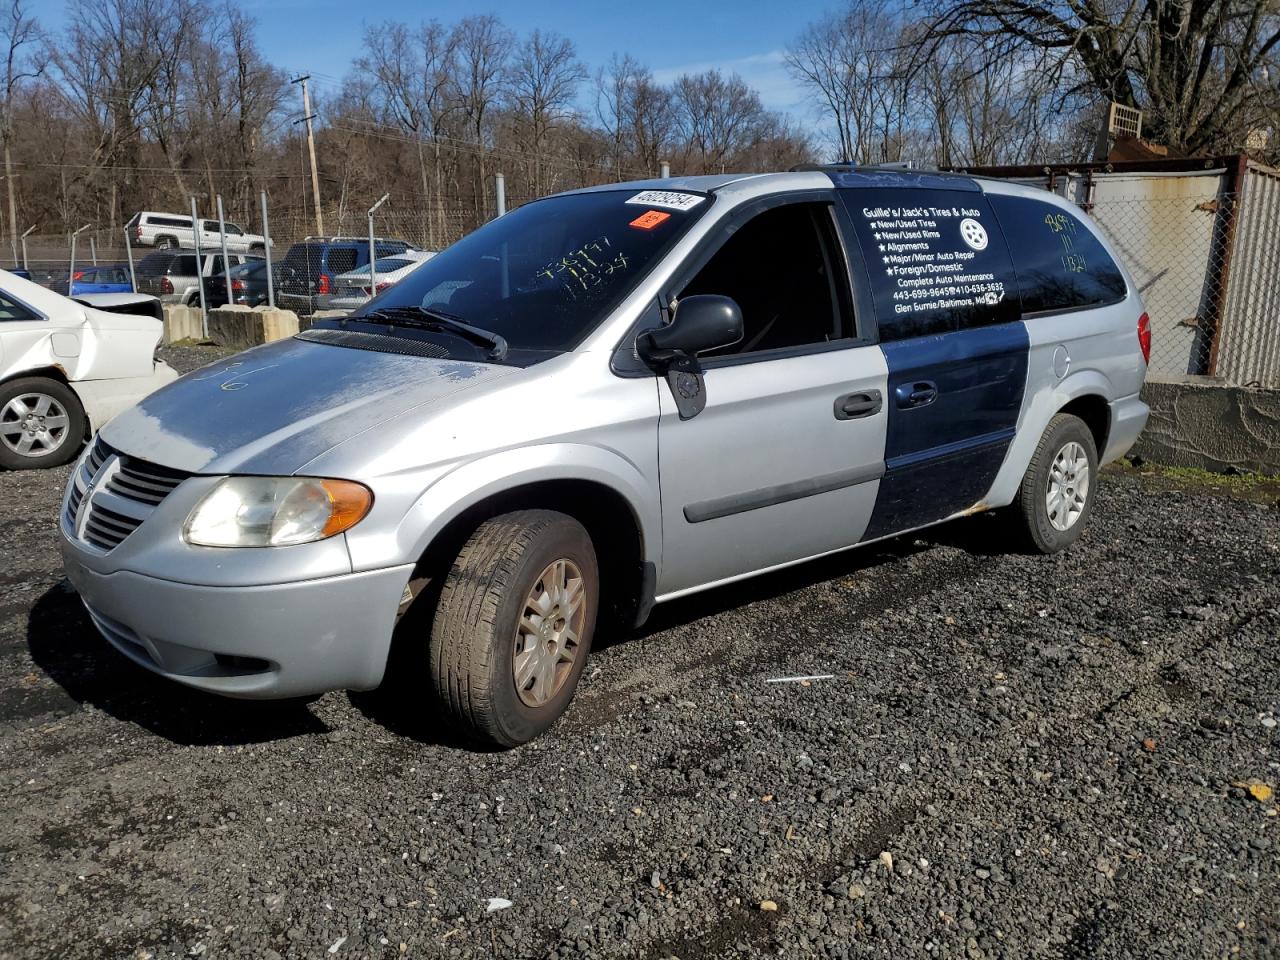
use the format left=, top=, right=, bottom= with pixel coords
left=0, top=393, right=71, bottom=458
left=1046, top=440, right=1090, bottom=531
left=512, top=558, right=586, bottom=707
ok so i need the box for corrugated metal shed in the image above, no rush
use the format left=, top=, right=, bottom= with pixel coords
left=1215, top=161, right=1280, bottom=386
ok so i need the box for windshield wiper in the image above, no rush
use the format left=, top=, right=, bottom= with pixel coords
left=360, top=305, right=508, bottom=360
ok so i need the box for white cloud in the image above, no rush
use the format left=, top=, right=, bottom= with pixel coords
left=651, top=49, right=811, bottom=116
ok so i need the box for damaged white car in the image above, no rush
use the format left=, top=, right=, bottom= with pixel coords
left=0, top=269, right=177, bottom=469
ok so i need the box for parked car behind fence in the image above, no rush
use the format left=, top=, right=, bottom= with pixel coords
left=317, top=251, right=435, bottom=313
left=135, top=251, right=252, bottom=306
left=201, top=259, right=274, bottom=309
left=127, top=211, right=270, bottom=255
left=49, top=264, right=134, bottom=297
left=277, top=237, right=416, bottom=315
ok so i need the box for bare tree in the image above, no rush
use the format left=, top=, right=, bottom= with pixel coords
left=919, top=0, right=1280, bottom=154
left=454, top=14, right=512, bottom=218
left=510, top=30, right=584, bottom=195
left=53, top=0, right=189, bottom=232
left=359, top=19, right=460, bottom=244
left=0, top=0, right=40, bottom=263
left=673, top=70, right=771, bottom=173
left=627, top=69, right=676, bottom=177
left=596, top=53, right=643, bottom=179
left=785, top=5, right=909, bottom=163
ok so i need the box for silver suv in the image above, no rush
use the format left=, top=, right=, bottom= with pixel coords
left=61, top=169, right=1150, bottom=746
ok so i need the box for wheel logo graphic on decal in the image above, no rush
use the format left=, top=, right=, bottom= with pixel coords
left=959, top=218, right=988, bottom=251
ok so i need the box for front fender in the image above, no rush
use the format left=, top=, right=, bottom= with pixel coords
left=346, top=442, right=662, bottom=574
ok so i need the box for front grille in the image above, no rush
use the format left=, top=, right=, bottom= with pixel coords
left=65, top=436, right=193, bottom=552
left=107, top=457, right=189, bottom=505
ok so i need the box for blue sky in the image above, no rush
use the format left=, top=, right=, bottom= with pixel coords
left=44, top=0, right=834, bottom=117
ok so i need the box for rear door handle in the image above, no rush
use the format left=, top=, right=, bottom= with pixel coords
left=834, top=390, right=882, bottom=420
left=895, top=381, right=938, bottom=409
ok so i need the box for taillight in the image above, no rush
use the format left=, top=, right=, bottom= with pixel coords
left=231, top=280, right=247, bottom=292
left=360, top=282, right=390, bottom=296
left=1137, top=312, right=1151, bottom=364
left=72, top=271, right=84, bottom=280
left=133, top=225, right=141, bottom=240
left=316, top=274, right=331, bottom=295
left=160, top=277, right=173, bottom=294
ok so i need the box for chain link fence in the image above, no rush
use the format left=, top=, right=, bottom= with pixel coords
left=1083, top=191, right=1280, bottom=387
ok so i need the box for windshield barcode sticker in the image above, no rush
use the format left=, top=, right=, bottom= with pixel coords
left=625, top=190, right=706, bottom=211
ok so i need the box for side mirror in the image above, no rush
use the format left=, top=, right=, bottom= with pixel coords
left=637, top=294, right=743, bottom=365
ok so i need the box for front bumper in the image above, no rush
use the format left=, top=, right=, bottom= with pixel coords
left=62, top=538, right=413, bottom=698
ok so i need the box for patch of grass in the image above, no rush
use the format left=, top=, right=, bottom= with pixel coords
left=1107, top=458, right=1280, bottom=503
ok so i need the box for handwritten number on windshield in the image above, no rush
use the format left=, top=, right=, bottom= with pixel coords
left=534, top=236, right=630, bottom=300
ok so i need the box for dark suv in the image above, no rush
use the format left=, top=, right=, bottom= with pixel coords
left=277, top=237, right=415, bottom=315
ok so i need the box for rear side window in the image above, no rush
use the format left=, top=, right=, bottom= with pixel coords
left=0, top=290, right=39, bottom=321
left=147, top=215, right=190, bottom=229
left=173, top=255, right=199, bottom=274
left=326, top=248, right=358, bottom=274
left=840, top=187, right=1017, bottom=341
left=137, top=252, right=173, bottom=275
left=989, top=195, right=1126, bottom=315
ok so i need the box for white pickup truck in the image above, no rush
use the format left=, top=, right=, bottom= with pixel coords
left=127, top=211, right=270, bottom=255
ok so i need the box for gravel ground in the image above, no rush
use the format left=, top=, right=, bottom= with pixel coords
left=1, top=345, right=1278, bottom=959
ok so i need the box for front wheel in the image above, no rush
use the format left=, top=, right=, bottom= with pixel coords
left=0, top=377, right=86, bottom=469
left=1007, top=412, right=1098, bottom=554
left=429, top=510, right=598, bottom=747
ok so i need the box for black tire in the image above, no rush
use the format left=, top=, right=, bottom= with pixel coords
left=0, top=377, right=86, bottom=470
left=430, top=510, right=598, bottom=747
left=1007, top=412, right=1099, bottom=554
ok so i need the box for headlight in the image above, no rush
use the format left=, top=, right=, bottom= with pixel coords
left=184, top=476, right=373, bottom=547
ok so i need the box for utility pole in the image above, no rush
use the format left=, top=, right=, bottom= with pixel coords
left=5, top=169, right=18, bottom=267
left=292, top=75, right=323, bottom=237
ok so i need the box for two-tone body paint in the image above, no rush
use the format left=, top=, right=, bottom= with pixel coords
left=60, top=170, right=1149, bottom=700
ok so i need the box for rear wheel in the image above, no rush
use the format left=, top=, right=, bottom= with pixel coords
left=1007, top=412, right=1098, bottom=554
left=156, top=235, right=177, bottom=250
left=429, top=510, right=598, bottom=747
left=0, top=377, right=86, bottom=470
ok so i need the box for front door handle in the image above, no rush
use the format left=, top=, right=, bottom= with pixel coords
left=835, top=389, right=882, bottom=420
left=895, top=381, right=938, bottom=409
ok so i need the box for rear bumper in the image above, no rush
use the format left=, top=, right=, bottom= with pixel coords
left=61, top=541, right=413, bottom=698
left=278, top=292, right=314, bottom=315
left=72, top=362, right=180, bottom=433
left=1102, top=392, right=1149, bottom=463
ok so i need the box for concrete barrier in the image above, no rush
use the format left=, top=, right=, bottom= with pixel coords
left=1134, top=375, right=1280, bottom=476
left=160, top=303, right=203, bottom=344
left=205, top=306, right=300, bottom=351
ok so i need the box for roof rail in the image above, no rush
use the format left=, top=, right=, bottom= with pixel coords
left=789, top=161, right=943, bottom=173
left=300, top=235, right=412, bottom=244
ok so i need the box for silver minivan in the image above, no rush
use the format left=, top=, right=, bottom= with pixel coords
left=61, top=168, right=1150, bottom=746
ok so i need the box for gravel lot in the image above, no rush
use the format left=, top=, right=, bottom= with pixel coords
left=1, top=345, right=1278, bottom=959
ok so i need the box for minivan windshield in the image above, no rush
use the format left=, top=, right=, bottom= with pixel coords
left=357, top=189, right=709, bottom=354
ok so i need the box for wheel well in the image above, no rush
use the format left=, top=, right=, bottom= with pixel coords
left=2, top=365, right=71, bottom=388
left=411, top=479, right=647, bottom=634
left=1059, top=394, right=1110, bottom=455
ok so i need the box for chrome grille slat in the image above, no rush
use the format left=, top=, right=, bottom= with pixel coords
left=68, top=442, right=194, bottom=552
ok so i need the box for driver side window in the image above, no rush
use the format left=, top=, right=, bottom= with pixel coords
left=678, top=202, right=855, bottom=358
